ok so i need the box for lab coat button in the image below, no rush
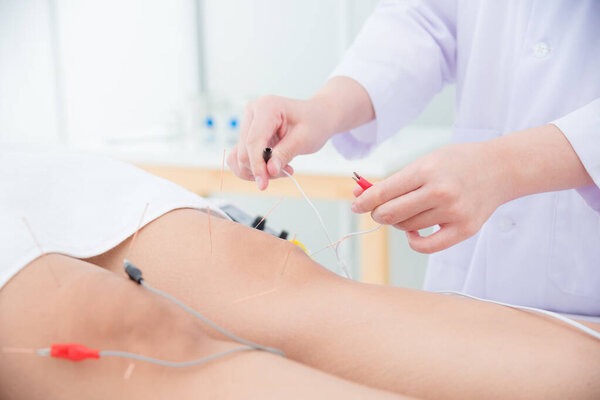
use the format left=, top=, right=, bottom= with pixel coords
left=498, top=217, right=515, bottom=232
left=532, top=42, right=551, bottom=58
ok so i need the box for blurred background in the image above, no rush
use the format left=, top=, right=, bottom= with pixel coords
left=0, top=0, right=455, bottom=288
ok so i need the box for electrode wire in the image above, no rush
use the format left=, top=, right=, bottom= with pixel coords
left=99, top=347, right=252, bottom=368
left=282, top=170, right=352, bottom=278
left=437, top=291, right=600, bottom=341
left=282, top=170, right=333, bottom=243
left=310, top=224, right=383, bottom=258
left=140, top=280, right=285, bottom=357
left=35, top=346, right=253, bottom=368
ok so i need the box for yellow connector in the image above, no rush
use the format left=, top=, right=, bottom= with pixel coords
left=290, top=238, right=309, bottom=256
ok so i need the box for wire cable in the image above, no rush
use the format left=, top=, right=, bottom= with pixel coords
left=141, top=280, right=285, bottom=357
left=282, top=170, right=333, bottom=244
left=35, top=345, right=254, bottom=367
left=437, top=291, right=600, bottom=341
left=100, top=347, right=253, bottom=368
left=311, top=224, right=383, bottom=281
left=310, top=224, right=383, bottom=258
left=282, top=170, right=352, bottom=278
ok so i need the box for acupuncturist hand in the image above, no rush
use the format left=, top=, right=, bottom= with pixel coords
left=228, top=77, right=375, bottom=190
left=351, top=124, right=594, bottom=254
left=227, top=96, right=329, bottom=189
left=351, top=142, right=507, bottom=254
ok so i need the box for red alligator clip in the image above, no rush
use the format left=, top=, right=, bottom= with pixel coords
left=50, top=343, right=100, bottom=361
left=352, top=171, right=373, bottom=190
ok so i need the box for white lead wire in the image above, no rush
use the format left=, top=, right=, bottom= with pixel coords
left=283, top=170, right=352, bottom=278
left=35, top=347, right=253, bottom=368
left=141, top=281, right=285, bottom=357
left=100, top=347, right=253, bottom=368
left=310, top=224, right=383, bottom=258
left=437, top=291, right=600, bottom=341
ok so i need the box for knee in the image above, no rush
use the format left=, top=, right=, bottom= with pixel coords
left=52, top=261, right=211, bottom=357
left=224, top=229, right=338, bottom=293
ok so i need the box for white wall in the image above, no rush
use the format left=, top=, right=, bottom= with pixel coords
left=57, top=0, right=199, bottom=145
left=0, top=0, right=199, bottom=145
left=203, top=0, right=379, bottom=99
left=0, top=0, right=59, bottom=144
left=0, top=0, right=452, bottom=145
left=202, top=0, right=453, bottom=127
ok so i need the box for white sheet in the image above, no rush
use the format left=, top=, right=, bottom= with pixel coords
left=0, top=146, right=226, bottom=290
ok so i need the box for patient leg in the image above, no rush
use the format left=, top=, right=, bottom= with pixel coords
left=0, top=254, right=399, bottom=400
left=90, top=208, right=600, bottom=400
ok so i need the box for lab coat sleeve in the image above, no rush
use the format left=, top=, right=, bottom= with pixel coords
left=552, top=97, right=600, bottom=213
left=330, top=0, right=457, bottom=159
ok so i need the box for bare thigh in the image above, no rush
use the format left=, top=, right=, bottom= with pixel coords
left=0, top=254, right=399, bottom=400
left=89, top=208, right=600, bottom=400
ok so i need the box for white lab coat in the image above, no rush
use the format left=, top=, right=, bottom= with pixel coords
left=331, top=0, right=600, bottom=317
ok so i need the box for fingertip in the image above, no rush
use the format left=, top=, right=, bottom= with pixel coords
left=350, top=197, right=369, bottom=213
left=352, top=187, right=364, bottom=197
left=405, top=228, right=449, bottom=254
left=255, top=175, right=267, bottom=191
left=406, top=231, right=429, bottom=253
left=406, top=230, right=421, bottom=240
left=406, top=230, right=426, bottom=250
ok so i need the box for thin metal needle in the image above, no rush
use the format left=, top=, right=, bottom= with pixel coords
left=253, top=195, right=284, bottom=229
left=22, top=217, right=60, bottom=287
left=127, top=203, right=149, bottom=258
